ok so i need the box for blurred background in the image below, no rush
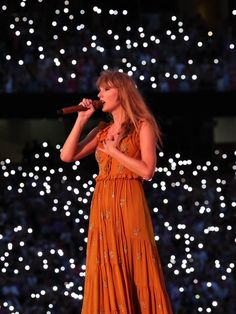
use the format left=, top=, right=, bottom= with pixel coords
left=0, top=1, right=236, bottom=313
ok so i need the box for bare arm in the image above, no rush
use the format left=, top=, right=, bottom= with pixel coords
left=98, top=122, right=157, bottom=180
left=60, top=100, right=99, bottom=162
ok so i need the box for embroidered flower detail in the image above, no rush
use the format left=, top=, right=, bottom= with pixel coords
left=117, top=163, right=124, bottom=173
left=137, top=252, right=142, bottom=261
left=101, top=210, right=110, bottom=220
left=141, top=301, right=147, bottom=310
left=120, top=198, right=125, bottom=208
left=89, top=223, right=94, bottom=231
left=133, top=228, right=141, bottom=236
left=109, top=251, right=114, bottom=259
left=103, top=280, right=108, bottom=288
left=118, top=304, right=124, bottom=312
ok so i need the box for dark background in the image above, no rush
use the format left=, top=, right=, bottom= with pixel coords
left=0, top=2, right=236, bottom=313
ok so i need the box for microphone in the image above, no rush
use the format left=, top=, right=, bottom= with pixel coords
left=57, top=100, right=104, bottom=115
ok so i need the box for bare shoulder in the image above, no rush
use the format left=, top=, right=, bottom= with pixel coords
left=139, top=120, right=155, bottom=135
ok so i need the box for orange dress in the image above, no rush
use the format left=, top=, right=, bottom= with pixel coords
left=81, top=123, right=173, bottom=314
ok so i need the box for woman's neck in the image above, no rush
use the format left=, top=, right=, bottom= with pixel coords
left=111, top=110, right=125, bottom=127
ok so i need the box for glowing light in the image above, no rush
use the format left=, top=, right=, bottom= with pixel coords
left=0, top=3, right=236, bottom=309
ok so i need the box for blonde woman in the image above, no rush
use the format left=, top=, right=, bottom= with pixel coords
left=60, top=70, right=173, bottom=313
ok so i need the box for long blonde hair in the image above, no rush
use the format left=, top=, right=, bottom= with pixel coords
left=96, top=70, right=162, bottom=150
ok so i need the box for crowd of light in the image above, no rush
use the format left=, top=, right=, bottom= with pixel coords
left=0, top=141, right=235, bottom=313
left=0, top=2, right=236, bottom=92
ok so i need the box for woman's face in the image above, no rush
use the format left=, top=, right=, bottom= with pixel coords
left=98, top=85, right=120, bottom=112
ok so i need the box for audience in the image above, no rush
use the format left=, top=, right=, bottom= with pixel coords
left=0, top=3, right=235, bottom=313
left=0, top=5, right=236, bottom=93
left=0, top=141, right=235, bottom=313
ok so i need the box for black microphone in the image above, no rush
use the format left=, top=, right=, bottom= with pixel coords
left=57, top=100, right=104, bottom=115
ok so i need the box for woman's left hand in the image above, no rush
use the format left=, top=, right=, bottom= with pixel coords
left=98, top=136, right=118, bottom=156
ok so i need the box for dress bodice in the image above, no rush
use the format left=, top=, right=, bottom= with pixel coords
left=95, top=122, right=142, bottom=181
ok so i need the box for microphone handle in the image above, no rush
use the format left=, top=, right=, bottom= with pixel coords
left=57, top=100, right=104, bottom=115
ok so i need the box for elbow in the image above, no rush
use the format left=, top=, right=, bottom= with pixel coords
left=60, top=152, right=74, bottom=163
left=143, top=175, right=153, bottom=181
left=142, top=169, right=155, bottom=181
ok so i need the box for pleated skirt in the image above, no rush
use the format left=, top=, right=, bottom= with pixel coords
left=81, top=178, right=173, bottom=314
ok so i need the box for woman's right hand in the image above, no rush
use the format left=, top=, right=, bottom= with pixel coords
left=78, top=98, right=96, bottom=119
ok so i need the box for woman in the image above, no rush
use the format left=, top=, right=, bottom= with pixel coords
left=60, top=70, right=173, bottom=313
